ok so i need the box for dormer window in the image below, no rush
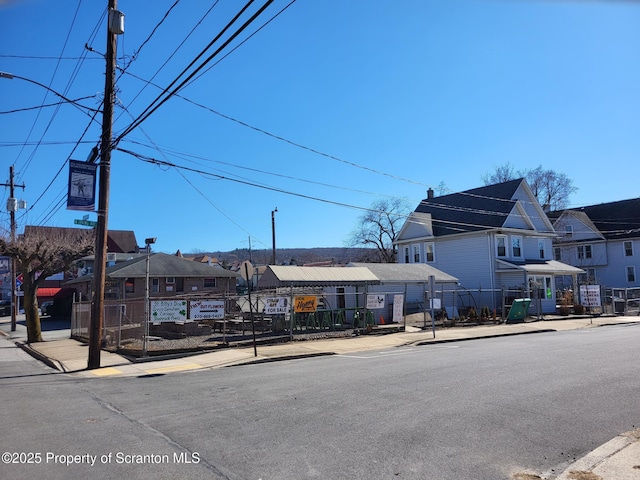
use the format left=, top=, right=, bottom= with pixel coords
left=565, top=225, right=573, bottom=238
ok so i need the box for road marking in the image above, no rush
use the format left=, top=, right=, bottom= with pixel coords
left=145, top=363, right=202, bottom=374
left=90, top=367, right=123, bottom=376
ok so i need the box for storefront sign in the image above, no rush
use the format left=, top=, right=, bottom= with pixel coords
left=189, top=299, right=224, bottom=320
left=580, top=285, right=601, bottom=307
left=393, top=294, right=404, bottom=323
left=294, top=296, right=317, bottom=313
left=264, top=297, right=290, bottom=315
left=150, top=299, right=188, bottom=324
left=366, top=294, right=385, bottom=310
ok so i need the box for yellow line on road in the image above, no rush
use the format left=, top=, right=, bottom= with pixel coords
left=145, top=363, right=202, bottom=375
left=90, top=367, right=123, bottom=376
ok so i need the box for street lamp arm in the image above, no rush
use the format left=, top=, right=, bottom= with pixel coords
left=0, top=71, right=100, bottom=116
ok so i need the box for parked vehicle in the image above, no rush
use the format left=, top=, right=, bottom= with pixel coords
left=40, top=300, right=54, bottom=316
left=0, top=300, right=12, bottom=317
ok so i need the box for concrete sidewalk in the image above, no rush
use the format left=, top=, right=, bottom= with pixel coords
left=2, top=314, right=639, bottom=479
left=0, top=314, right=638, bottom=378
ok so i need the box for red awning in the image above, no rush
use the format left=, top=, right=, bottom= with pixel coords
left=37, top=288, right=62, bottom=297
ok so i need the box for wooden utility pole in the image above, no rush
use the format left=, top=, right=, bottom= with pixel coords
left=88, top=0, right=119, bottom=369
left=1, top=166, right=25, bottom=331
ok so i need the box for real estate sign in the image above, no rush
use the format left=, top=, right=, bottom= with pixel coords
left=189, top=299, right=225, bottom=320
left=151, top=299, right=188, bottom=324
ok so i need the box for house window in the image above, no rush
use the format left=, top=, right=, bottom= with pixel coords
left=577, top=245, right=592, bottom=260
left=496, top=236, right=507, bottom=257
left=511, top=236, right=522, bottom=258
left=404, top=246, right=410, bottom=264
left=125, top=278, right=135, bottom=294
left=627, top=266, right=636, bottom=283
left=554, top=247, right=561, bottom=261
left=538, top=239, right=546, bottom=259
left=204, top=278, right=217, bottom=288
left=151, top=278, right=159, bottom=293
left=624, top=241, right=633, bottom=257
left=412, top=244, right=420, bottom=263
left=166, top=277, right=175, bottom=284
left=425, top=242, right=435, bottom=262
left=529, top=275, right=552, bottom=299
left=565, top=225, right=573, bottom=238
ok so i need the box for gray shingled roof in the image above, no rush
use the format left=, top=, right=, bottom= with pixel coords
left=67, top=253, right=239, bottom=284
left=414, top=178, right=523, bottom=236
left=551, top=198, right=640, bottom=241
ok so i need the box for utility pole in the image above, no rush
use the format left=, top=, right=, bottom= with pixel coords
left=271, top=207, right=277, bottom=265
left=88, top=0, right=122, bottom=369
left=1, top=166, right=25, bottom=331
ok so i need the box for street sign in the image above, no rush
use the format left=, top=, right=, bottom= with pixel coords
left=74, top=219, right=98, bottom=227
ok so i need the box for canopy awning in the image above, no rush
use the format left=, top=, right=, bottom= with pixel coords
left=496, top=259, right=585, bottom=275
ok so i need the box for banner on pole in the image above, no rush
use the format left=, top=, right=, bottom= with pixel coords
left=67, top=160, right=97, bottom=211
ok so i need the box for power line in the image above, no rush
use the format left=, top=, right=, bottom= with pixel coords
left=114, top=0, right=274, bottom=145
left=121, top=69, right=434, bottom=189
left=114, top=1, right=221, bottom=125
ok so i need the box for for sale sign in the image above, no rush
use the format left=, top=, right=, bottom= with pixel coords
left=264, top=297, right=289, bottom=315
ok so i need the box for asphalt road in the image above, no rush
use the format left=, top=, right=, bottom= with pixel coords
left=1, top=323, right=639, bottom=480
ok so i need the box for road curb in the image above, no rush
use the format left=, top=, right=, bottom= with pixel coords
left=15, top=341, right=65, bottom=372
left=228, top=352, right=336, bottom=367
left=410, top=328, right=557, bottom=347
left=554, top=432, right=639, bottom=479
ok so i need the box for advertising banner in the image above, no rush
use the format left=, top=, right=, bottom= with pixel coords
left=189, top=299, right=225, bottom=320
left=67, top=160, right=97, bottom=211
left=580, top=285, right=601, bottom=307
left=366, top=294, right=385, bottom=310
left=393, top=294, right=404, bottom=323
left=150, top=299, right=188, bottom=324
left=294, top=296, right=317, bottom=313
left=264, top=297, right=290, bottom=315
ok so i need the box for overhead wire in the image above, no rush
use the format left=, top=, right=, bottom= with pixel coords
left=14, top=0, right=87, bottom=182
left=114, top=0, right=220, bottom=125
left=122, top=138, right=411, bottom=201
left=114, top=0, right=274, bottom=145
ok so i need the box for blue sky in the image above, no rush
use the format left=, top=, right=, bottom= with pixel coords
left=1, top=0, right=639, bottom=255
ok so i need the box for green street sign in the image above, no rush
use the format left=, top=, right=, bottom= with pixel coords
left=74, top=219, right=98, bottom=227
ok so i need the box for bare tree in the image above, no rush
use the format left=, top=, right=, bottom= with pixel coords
left=483, top=163, right=577, bottom=211
left=348, top=198, right=411, bottom=263
left=0, top=227, right=94, bottom=343
left=482, top=162, right=518, bottom=185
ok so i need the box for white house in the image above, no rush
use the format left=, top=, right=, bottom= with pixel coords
left=550, top=198, right=640, bottom=289
left=394, top=179, right=583, bottom=314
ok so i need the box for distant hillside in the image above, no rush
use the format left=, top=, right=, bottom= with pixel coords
left=185, top=247, right=382, bottom=266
